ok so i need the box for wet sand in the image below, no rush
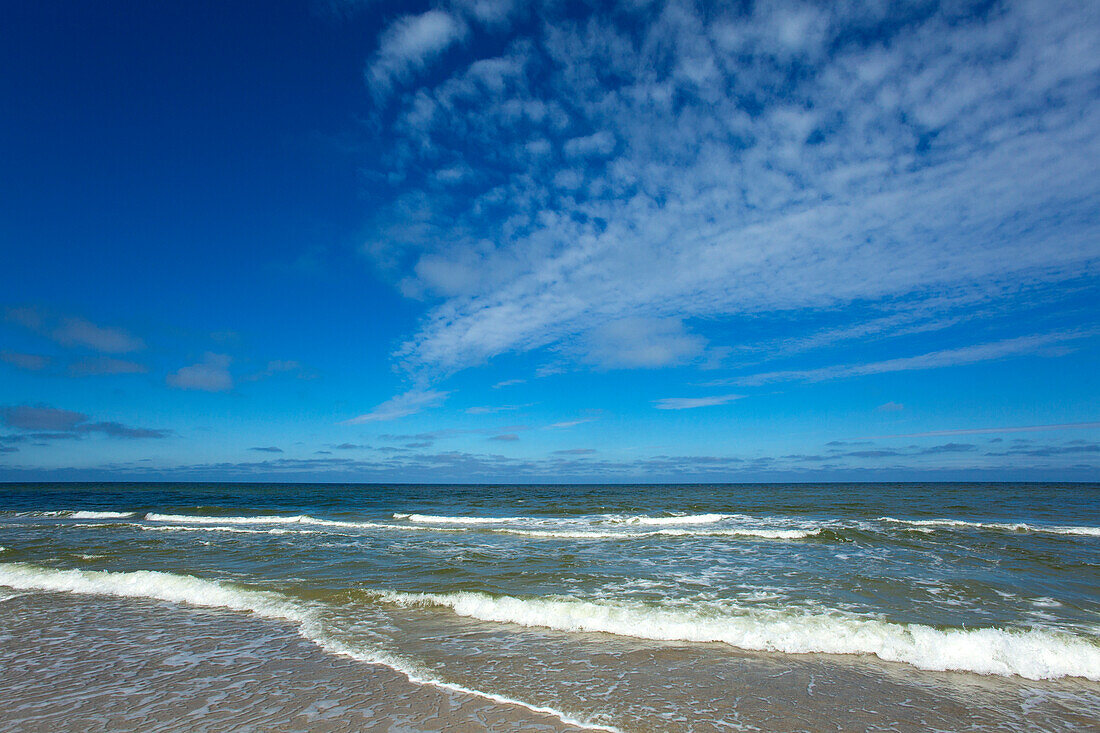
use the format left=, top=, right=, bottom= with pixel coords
left=0, top=592, right=584, bottom=732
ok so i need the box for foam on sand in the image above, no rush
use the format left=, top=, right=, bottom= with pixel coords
left=373, top=590, right=1100, bottom=681
left=0, top=562, right=616, bottom=732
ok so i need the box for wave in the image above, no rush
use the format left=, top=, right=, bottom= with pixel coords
left=879, top=517, right=1100, bottom=537
left=393, top=513, right=519, bottom=524
left=605, top=513, right=730, bottom=526
left=448, top=526, right=821, bottom=540
left=373, top=590, right=1100, bottom=682
left=144, top=513, right=389, bottom=530
left=141, top=512, right=820, bottom=541
left=5, top=510, right=135, bottom=519
left=133, top=524, right=318, bottom=535
left=0, top=562, right=616, bottom=732
left=70, top=510, right=135, bottom=520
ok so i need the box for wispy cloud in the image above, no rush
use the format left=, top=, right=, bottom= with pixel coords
left=6, top=307, right=144, bottom=353
left=654, top=394, right=742, bottom=410
left=865, top=422, right=1100, bottom=439
left=546, top=417, right=596, bottom=429
left=342, top=389, right=448, bottom=423
left=367, top=10, right=466, bottom=95
left=465, top=403, right=531, bottom=415
left=0, top=351, right=50, bottom=371
left=53, top=317, right=144, bottom=353
left=354, top=1, right=1100, bottom=382
left=581, top=317, right=706, bottom=369
left=166, top=353, right=233, bottom=392
left=249, top=446, right=284, bottom=453
left=734, top=331, right=1090, bottom=386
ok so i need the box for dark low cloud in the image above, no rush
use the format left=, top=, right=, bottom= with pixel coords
left=552, top=448, right=596, bottom=455
left=249, top=446, right=284, bottom=453
left=5, top=307, right=144, bottom=353
left=988, top=443, right=1100, bottom=457
left=2, top=405, right=86, bottom=431
left=918, top=443, right=977, bottom=455
left=0, top=404, right=169, bottom=443
left=489, top=433, right=520, bottom=442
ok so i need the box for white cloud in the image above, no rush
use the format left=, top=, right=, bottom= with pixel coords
left=367, top=10, right=467, bottom=95
left=546, top=418, right=596, bottom=429
left=166, top=353, right=233, bottom=392
left=581, top=317, right=706, bottom=369
left=342, top=389, right=448, bottom=423
left=654, top=394, right=742, bottom=410
left=735, top=331, right=1089, bottom=386
left=362, top=0, right=1100, bottom=379
left=865, top=422, right=1100, bottom=439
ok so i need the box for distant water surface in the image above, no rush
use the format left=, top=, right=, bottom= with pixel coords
left=1, top=482, right=1098, bottom=731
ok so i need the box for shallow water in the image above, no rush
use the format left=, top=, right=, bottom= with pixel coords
left=1, top=482, right=1098, bottom=730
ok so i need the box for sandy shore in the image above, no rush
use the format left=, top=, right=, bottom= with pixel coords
left=0, top=591, right=585, bottom=732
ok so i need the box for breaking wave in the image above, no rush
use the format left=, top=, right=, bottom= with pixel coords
left=70, top=511, right=136, bottom=520
left=879, top=517, right=1100, bottom=537
left=393, top=513, right=519, bottom=524
left=373, top=590, right=1100, bottom=681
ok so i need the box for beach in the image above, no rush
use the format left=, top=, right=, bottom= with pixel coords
left=1, top=482, right=1098, bottom=731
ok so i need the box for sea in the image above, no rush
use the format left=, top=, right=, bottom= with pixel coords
left=0, top=482, right=1098, bottom=731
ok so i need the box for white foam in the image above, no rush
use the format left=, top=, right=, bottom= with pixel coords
left=607, top=513, right=730, bottom=526
left=484, top=527, right=820, bottom=540
left=70, top=511, right=135, bottom=520
left=144, top=512, right=386, bottom=530
left=134, top=524, right=316, bottom=535
left=373, top=590, right=1100, bottom=682
left=879, top=517, right=1100, bottom=537
left=393, top=513, right=519, bottom=524
left=0, top=562, right=616, bottom=732
left=140, top=512, right=818, bottom=541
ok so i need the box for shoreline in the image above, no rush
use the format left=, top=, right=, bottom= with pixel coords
left=0, top=591, right=589, bottom=733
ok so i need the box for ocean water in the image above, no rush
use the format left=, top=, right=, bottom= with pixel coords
left=1, top=482, right=1098, bottom=731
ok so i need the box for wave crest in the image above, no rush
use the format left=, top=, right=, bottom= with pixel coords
left=372, top=590, right=1100, bottom=681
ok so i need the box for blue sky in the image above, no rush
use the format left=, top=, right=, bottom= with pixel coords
left=1, top=0, right=1098, bottom=482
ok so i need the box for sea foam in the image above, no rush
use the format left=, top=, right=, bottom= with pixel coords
left=0, top=562, right=616, bottom=732
left=373, top=590, right=1100, bottom=681
left=393, top=513, right=519, bottom=524
left=70, top=511, right=136, bottom=520
left=144, top=513, right=387, bottom=530
left=879, top=517, right=1100, bottom=537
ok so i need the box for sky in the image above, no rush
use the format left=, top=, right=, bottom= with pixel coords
left=1, top=0, right=1098, bottom=483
